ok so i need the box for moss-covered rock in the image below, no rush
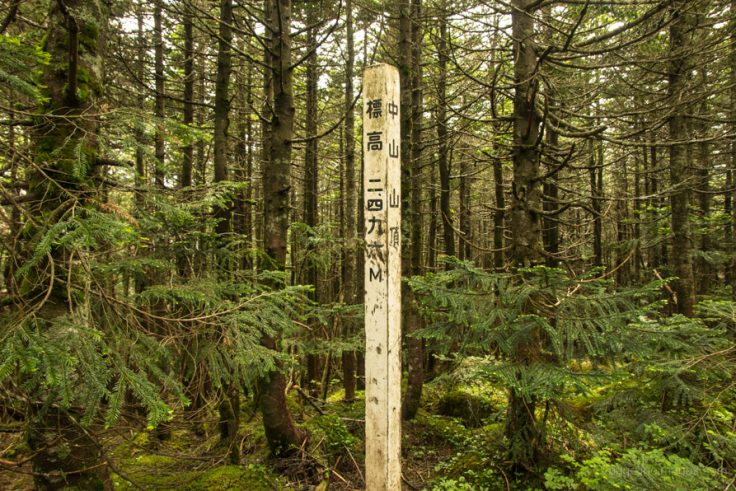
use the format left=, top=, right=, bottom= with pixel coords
left=189, top=464, right=280, bottom=491
left=113, top=460, right=281, bottom=490
left=437, top=389, right=499, bottom=427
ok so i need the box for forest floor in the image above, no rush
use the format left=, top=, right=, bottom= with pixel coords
left=3, top=374, right=731, bottom=490
left=0, top=377, right=512, bottom=490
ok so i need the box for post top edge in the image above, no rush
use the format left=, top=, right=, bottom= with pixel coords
left=364, top=63, right=399, bottom=73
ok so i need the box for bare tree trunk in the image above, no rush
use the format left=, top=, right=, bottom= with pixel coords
left=259, top=0, right=305, bottom=455
left=181, top=2, right=194, bottom=189
left=459, top=155, right=472, bottom=261
left=542, top=7, right=559, bottom=268
left=153, top=0, right=165, bottom=188
left=400, top=0, right=424, bottom=422
left=437, top=2, right=454, bottom=259
left=234, top=36, right=254, bottom=271
left=728, top=0, right=736, bottom=292
left=135, top=6, right=146, bottom=211
left=590, top=141, right=603, bottom=268
left=212, top=0, right=239, bottom=463
left=303, top=2, right=320, bottom=396
left=696, top=107, right=712, bottom=294
left=493, top=158, right=506, bottom=271
left=341, top=0, right=357, bottom=402
left=507, top=0, right=543, bottom=470
left=668, top=0, right=695, bottom=317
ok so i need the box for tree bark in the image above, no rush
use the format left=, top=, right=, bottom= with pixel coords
left=510, top=0, right=543, bottom=268
left=341, top=0, right=357, bottom=402
left=25, top=0, right=112, bottom=487
left=303, top=1, right=320, bottom=396
left=541, top=7, right=559, bottom=268
left=590, top=141, right=603, bottom=268
left=153, top=0, right=165, bottom=188
left=400, top=0, right=424, bottom=422
left=437, top=3, right=454, bottom=259
left=668, top=0, right=695, bottom=317
left=258, top=0, right=305, bottom=456
left=493, top=158, right=505, bottom=271
left=212, top=0, right=239, bottom=462
left=181, top=2, right=194, bottom=189
left=728, top=0, right=736, bottom=292
left=459, top=154, right=472, bottom=261
left=507, top=0, right=543, bottom=470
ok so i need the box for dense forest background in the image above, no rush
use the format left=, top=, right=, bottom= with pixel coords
left=1, top=0, right=735, bottom=489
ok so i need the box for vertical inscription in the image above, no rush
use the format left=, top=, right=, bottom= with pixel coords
left=363, top=64, right=401, bottom=491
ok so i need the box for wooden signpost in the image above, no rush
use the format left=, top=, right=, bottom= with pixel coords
left=363, top=63, right=402, bottom=490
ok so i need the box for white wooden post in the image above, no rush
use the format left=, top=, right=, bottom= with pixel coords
left=363, top=63, right=402, bottom=490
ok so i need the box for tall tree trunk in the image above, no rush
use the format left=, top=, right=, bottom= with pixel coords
left=341, top=0, right=357, bottom=402
left=590, top=141, right=603, bottom=268
left=303, top=3, right=320, bottom=395
left=181, top=2, right=194, bottom=189
left=234, top=36, right=254, bottom=271
left=459, top=154, right=472, bottom=261
left=259, top=0, right=305, bottom=455
left=153, top=0, right=165, bottom=188
left=213, top=0, right=239, bottom=463
left=668, top=0, right=696, bottom=317
left=728, top=0, right=736, bottom=292
left=541, top=7, right=559, bottom=268
left=400, top=0, right=424, bottom=422
left=135, top=6, right=146, bottom=211
left=696, top=102, right=712, bottom=294
left=493, top=158, right=506, bottom=270
left=437, top=3, right=454, bottom=259
left=428, top=156, right=438, bottom=269
left=508, top=0, right=543, bottom=470
left=633, top=140, right=643, bottom=283
left=177, top=1, right=195, bottom=281
left=615, top=154, right=629, bottom=286
left=24, top=0, right=112, bottom=488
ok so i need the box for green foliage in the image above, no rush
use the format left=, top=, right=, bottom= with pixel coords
left=409, top=259, right=732, bottom=470
left=544, top=449, right=726, bottom=491
left=431, top=476, right=478, bottom=490
left=0, top=34, right=49, bottom=101
left=409, top=260, right=666, bottom=399
left=436, top=387, right=501, bottom=427
left=113, top=457, right=280, bottom=490
left=307, top=413, right=358, bottom=463
left=413, top=411, right=506, bottom=489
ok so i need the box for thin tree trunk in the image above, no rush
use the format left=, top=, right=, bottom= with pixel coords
left=213, top=0, right=239, bottom=462
left=234, top=36, right=254, bottom=271
left=633, top=141, right=642, bottom=284
left=428, top=156, right=438, bottom=269
left=135, top=7, right=146, bottom=211
left=668, top=0, right=696, bottom=317
left=542, top=7, right=559, bottom=268
left=728, top=0, right=736, bottom=292
left=696, top=112, right=712, bottom=294
left=341, top=0, right=357, bottom=402
left=401, top=0, right=424, bottom=422
left=153, top=0, right=165, bottom=188
left=303, top=2, right=320, bottom=396
left=437, top=3, right=454, bottom=259
left=590, top=142, right=603, bottom=268
left=181, top=2, right=194, bottom=189
left=493, top=158, right=505, bottom=271
left=459, top=155, right=472, bottom=261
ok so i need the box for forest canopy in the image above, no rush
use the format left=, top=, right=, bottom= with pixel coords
left=0, top=0, right=735, bottom=489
